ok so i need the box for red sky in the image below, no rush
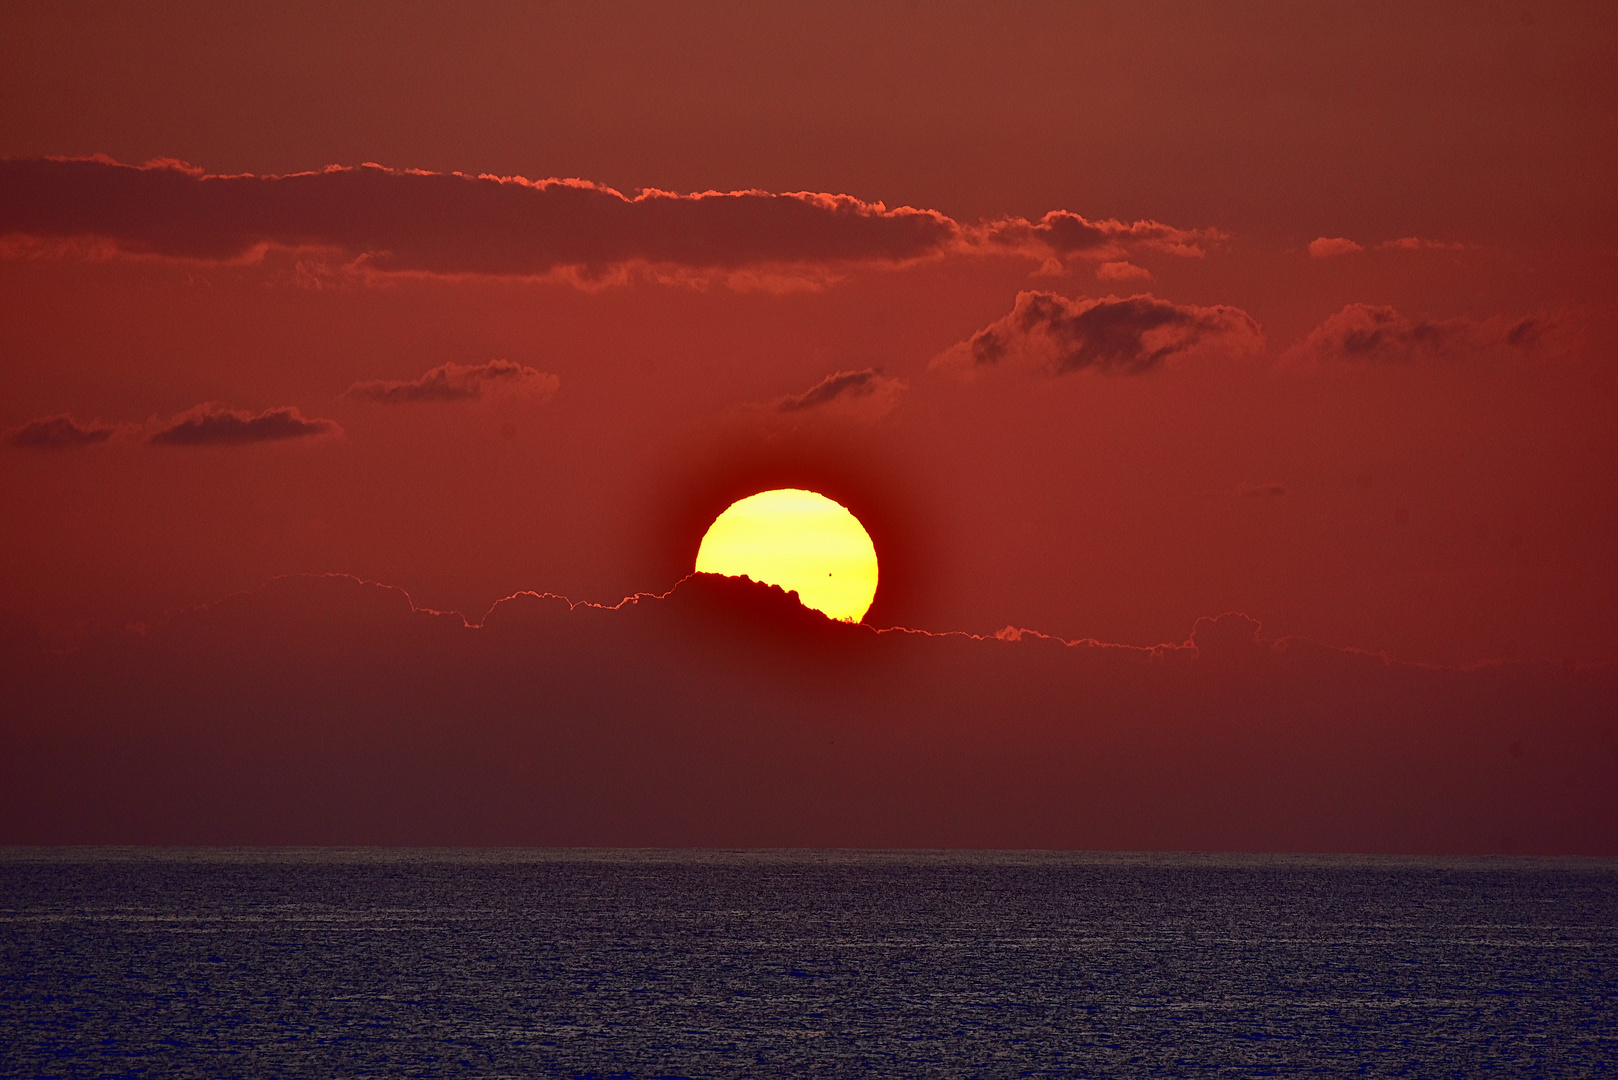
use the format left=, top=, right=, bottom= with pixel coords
left=2, top=2, right=1615, bottom=850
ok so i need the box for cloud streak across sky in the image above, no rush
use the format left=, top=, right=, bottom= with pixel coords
left=148, top=403, right=340, bottom=447
left=0, top=157, right=1222, bottom=280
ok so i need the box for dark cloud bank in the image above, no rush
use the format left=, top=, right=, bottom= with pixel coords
left=2, top=574, right=1612, bottom=853
left=0, top=157, right=1219, bottom=277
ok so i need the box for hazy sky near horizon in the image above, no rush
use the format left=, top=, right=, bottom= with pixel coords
left=3, top=0, right=1616, bottom=669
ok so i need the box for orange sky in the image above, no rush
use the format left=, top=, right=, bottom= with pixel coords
left=1, top=3, right=1615, bottom=849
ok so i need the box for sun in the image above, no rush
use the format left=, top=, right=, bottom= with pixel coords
left=694, top=489, right=879, bottom=622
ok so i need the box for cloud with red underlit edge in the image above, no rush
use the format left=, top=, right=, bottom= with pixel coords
left=6, top=414, right=121, bottom=449
left=933, top=291, right=1265, bottom=378
left=0, top=156, right=1223, bottom=282
left=0, top=572, right=1611, bottom=852
left=346, top=360, right=559, bottom=404
left=1287, top=304, right=1569, bottom=365
left=148, top=402, right=340, bottom=446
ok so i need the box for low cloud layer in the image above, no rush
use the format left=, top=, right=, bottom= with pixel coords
left=1288, top=304, right=1563, bottom=365
left=346, top=360, right=560, bottom=404
left=934, top=291, right=1265, bottom=377
left=149, top=403, right=340, bottom=447
left=0, top=157, right=1221, bottom=281
left=5, top=414, right=119, bottom=449
left=1, top=573, right=1611, bottom=851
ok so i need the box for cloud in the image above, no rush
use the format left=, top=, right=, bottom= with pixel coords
left=1286, top=304, right=1568, bottom=365
left=969, top=211, right=1225, bottom=263
left=776, top=369, right=906, bottom=417
left=148, top=403, right=340, bottom=447
left=346, top=360, right=560, bottom=404
left=6, top=414, right=119, bottom=449
left=0, top=157, right=1222, bottom=282
left=2, top=572, right=1613, bottom=852
left=1190, top=611, right=1265, bottom=658
left=1095, top=261, right=1153, bottom=283
left=1309, top=236, right=1469, bottom=258
left=933, top=291, right=1265, bottom=378
left=1308, top=237, right=1363, bottom=258
left=1377, top=237, right=1467, bottom=252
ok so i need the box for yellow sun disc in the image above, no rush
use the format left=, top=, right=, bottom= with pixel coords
left=695, top=489, right=879, bottom=622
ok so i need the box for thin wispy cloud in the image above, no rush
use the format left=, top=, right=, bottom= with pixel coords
left=776, top=369, right=906, bottom=416
left=346, top=361, right=559, bottom=404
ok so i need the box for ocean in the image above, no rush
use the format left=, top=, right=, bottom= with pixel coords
left=2, top=849, right=1614, bottom=1077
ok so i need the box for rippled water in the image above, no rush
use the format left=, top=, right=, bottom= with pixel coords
left=2, top=849, right=1615, bottom=1077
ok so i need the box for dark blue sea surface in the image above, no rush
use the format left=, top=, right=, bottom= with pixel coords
left=1, top=849, right=1614, bottom=1078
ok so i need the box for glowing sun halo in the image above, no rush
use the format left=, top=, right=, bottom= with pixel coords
left=695, top=489, right=879, bottom=622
